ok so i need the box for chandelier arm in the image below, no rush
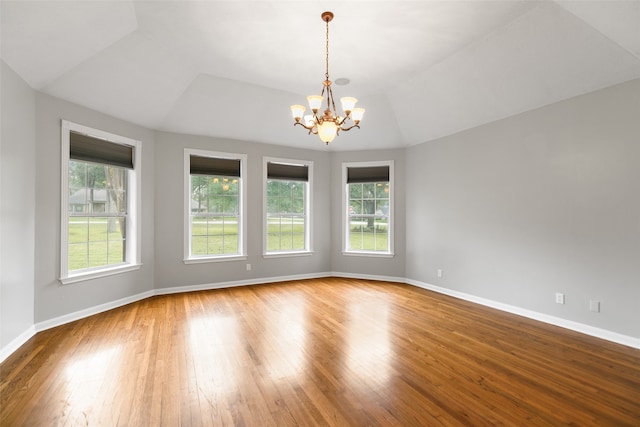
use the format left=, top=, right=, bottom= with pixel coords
left=338, top=124, right=361, bottom=132
left=328, top=86, right=337, bottom=116
left=294, top=122, right=317, bottom=133
left=320, top=85, right=327, bottom=117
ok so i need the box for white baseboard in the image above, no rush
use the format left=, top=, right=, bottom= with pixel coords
left=3, top=273, right=637, bottom=364
left=331, top=271, right=406, bottom=284
left=0, top=325, right=36, bottom=364
left=406, top=278, right=640, bottom=350
left=155, top=272, right=332, bottom=295
left=35, top=290, right=155, bottom=333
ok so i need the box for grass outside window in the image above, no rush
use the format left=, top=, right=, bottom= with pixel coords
left=267, top=217, right=305, bottom=252
left=68, top=217, right=125, bottom=271
left=191, top=216, right=239, bottom=256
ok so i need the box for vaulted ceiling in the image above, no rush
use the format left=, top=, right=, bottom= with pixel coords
left=2, top=1, right=639, bottom=151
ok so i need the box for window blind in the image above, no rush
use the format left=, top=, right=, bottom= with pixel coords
left=190, top=155, right=241, bottom=177
left=346, top=165, right=389, bottom=183
left=267, top=162, right=309, bottom=182
left=70, top=131, right=134, bottom=169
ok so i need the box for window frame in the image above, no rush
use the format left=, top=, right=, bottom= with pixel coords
left=184, top=148, right=247, bottom=264
left=263, top=157, right=313, bottom=258
left=342, top=160, right=394, bottom=257
left=60, top=120, right=142, bottom=284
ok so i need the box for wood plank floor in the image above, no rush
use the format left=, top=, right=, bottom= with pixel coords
left=1, top=278, right=639, bottom=426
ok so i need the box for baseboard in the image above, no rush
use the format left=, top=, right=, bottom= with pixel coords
left=3, top=273, right=637, bottom=364
left=34, top=290, right=155, bottom=334
left=0, top=325, right=36, bottom=364
left=155, top=272, right=332, bottom=295
left=331, top=271, right=406, bottom=284
left=406, top=278, right=640, bottom=350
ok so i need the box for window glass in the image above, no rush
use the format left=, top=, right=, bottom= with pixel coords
left=68, top=161, right=128, bottom=271
left=266, top=179, right=307, bottom=252
left=190, top=175, right=240, bottom=256
left=347, top=182, right=390, bottom=252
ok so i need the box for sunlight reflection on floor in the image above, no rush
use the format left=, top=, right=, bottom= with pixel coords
left=188, top=315, right=241, bottom=395
left=266, top=299, right=307, bottom=380
left=347, top=299, right=392, bottom=387
left=64, top=346, right=122, bottom=424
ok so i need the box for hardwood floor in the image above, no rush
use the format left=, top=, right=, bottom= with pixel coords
left=1, top=278, right=639, bottom=426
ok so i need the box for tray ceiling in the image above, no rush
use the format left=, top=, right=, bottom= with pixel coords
left=2, top=1, right=639, bottom=151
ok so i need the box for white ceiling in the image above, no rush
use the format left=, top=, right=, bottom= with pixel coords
left=2, top=1, right=639, bottom=151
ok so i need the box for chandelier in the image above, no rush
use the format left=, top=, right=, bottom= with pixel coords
left=290, top=11, right=365, bottom=145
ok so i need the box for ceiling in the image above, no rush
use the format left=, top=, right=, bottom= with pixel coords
left=2, top=1, right=639, bottom=151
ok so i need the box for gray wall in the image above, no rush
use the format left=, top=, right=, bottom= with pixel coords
left=331, top=149, right=406, bottom=279
left=2, top=69, right=637, bottom=351
left=1, top=61, right=36, bottom=348
left=34, top=94, right=156, bottom=322
left=153, top=132, right=332, bottom=289
left=406, top=79, right=640, bottom=338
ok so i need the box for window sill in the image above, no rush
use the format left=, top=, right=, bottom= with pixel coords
left=263, top=251, right=314, bottom=259
left=342, top=251, right=395, bottom=258
left=184, top=255, right=247, bottom=264
left=60, top=263, right=142, bottom=285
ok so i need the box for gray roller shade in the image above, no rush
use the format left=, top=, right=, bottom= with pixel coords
left=190, top=155, right=241, bottom=177
left=267, top=162, right=308, bottom=181
left=347, top=165, right=389, bottom=183
left=70, top=131, right=134, bottom=169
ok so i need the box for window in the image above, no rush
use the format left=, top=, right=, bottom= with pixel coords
left=61, top=121, right=141, bottom=284
left=184, top=149, right=247, bottom=263
left=343, top=161, right=394, bottom=256
left=264, top=158, right=312, bottom=256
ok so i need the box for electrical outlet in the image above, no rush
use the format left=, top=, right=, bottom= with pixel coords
left=437, top=269, right=443, bottom=278
left=246, top=263, right=251, bottom=271
left=555, top=293, right=565, bottom=304
left=589, top=300, right=600, bottom=312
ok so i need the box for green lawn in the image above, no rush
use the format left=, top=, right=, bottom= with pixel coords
left=348, top=219, right=389, bottom=251
left=191, top=218, right=238, bottom=255
left=69, top=216, right=388, bottom=270
left=267, top=218, right=305, bottom=252
left=191, top=217, right=307, bottom=253
left=68, top=217, right=124, bottom=271
left=349, top=230, right=388, bottom=251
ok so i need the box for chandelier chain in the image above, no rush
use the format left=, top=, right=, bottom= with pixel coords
left=325, top=18, right=330, bottom=81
